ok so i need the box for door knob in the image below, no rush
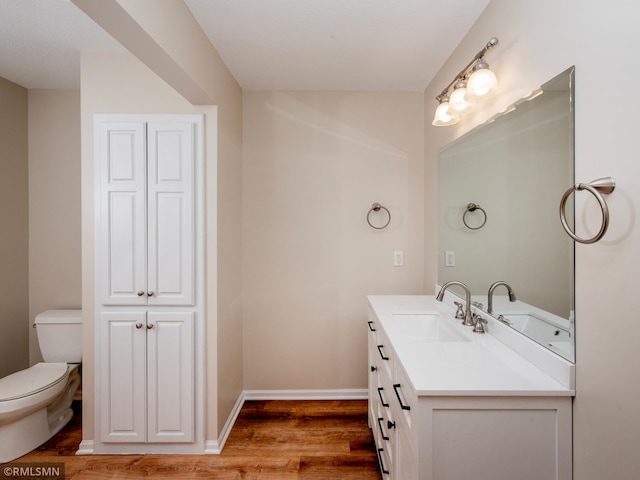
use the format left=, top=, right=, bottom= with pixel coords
left=147, top=291, right=154, bottom=297
left=135, top=323, right=143, bottom=329
left=147, top=323, right=154, bottom=329
left=137, top=291, right=144, bottom=296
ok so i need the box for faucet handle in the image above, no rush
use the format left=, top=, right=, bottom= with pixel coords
left=453, top=301, right=465, bottom=319
left=473, top=314, right=488, bottom=334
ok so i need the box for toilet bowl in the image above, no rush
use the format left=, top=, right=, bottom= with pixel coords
left=0, top=310, right=82, bottom=462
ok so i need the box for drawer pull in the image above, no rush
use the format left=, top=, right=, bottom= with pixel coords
left=377, top=417, right=390, bottom=441
left=377, top=387, right=389, bottom=408
left=371, top=365, right=377, bottom=372
left=393, top=383, right=411, bottom=411
left=377, top=448, right=390, bottom=475
left=367, top=320, right=376, bottom=332
left=377, top=345, right=389, bottom=361
left=387, top=420, right=396, bottom=430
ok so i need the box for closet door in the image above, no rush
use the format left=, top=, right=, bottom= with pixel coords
left=146, top=311, right=195, bottom=443
left=146, top=122, right=195, bottom=306
left=99, top=311, right=147, bottom=443
left=98, top=122, right=147, bottom=306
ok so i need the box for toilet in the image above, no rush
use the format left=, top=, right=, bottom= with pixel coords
left=0, top=310, right=82, bottom=462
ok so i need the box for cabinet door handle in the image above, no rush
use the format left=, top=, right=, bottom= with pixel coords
left=377, top=345, right=389, bottom=361
left=370, top=365, right=377, bottom=372
left=387, top=420, right=396, bottom=430
left=377, top=417, right=390, bottom=441
left=377, top=448, right=390, bottom=475
left=135, top=323, right=143, bottom=329
left=367, top=320, right=376, bottom=332
left=393, top=383, right=411, bottom=411
left=147, top=291, right=154, bottom=297
left=377, top=387, right=389, bottom=408
left=147, top=323, right=154, bottom=330
left=137, top=291, right=145, bottom=296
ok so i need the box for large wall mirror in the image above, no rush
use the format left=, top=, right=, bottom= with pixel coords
left=438, top=67, right=575, bottom=362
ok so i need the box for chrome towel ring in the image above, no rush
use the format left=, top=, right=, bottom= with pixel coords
left=559, top=177, right=615, bottom=244
left=367, top=203, right=391, bottom=229
left=463, top=203, right=487, bottom=230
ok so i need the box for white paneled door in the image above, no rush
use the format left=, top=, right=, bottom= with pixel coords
left=99, top=311, right=195, bottom=443
left=98, top=121, right=195, bottom=306
left=95, top=114, right=203, bottom=451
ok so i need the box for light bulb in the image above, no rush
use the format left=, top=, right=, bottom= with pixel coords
left=465, top=61, right=498, bottom=101
left=432, top=99, right=460, bottom=127
left=449, top=81, right=475, bottom=115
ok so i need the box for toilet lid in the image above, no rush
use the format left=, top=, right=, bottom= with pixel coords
left=0, top=363, right=68, bottom=401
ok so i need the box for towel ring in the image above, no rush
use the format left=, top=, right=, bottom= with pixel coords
left=559, top=177, right=615, bottom=244
left=367, top=203, right=391, bottom=229
left=463, top=203, right=487, bottom=230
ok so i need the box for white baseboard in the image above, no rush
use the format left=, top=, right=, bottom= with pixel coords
left=76, top=440, right=94, bottom=455
left=204, top=391, right=247, bottom=454
left=243, top=388, right=368, bottom=401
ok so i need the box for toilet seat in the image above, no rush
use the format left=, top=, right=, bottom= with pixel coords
left=0, top=363, right=68, bottom=402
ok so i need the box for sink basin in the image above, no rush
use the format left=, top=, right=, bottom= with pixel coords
left=391, top=313, right=470, bottom=342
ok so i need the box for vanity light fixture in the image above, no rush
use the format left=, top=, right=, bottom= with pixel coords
left=432, top=37, right=500, bottom=127
left=432, top=94, right=460, bottom=126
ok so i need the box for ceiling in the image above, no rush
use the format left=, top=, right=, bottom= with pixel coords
left=0, top=0, right=491, bottom=91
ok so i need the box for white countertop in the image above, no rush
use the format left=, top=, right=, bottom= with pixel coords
left=368, top=295, right=575, bottom=397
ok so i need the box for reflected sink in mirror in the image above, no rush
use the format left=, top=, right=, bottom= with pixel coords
left=391, top=313, right=471, bottom=342
left=499, top=311, right=571, bottom=355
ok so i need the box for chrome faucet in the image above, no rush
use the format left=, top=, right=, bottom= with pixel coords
left=487, top=281, right=517, bottom=314
left=436, top=281, right=474, bottom=326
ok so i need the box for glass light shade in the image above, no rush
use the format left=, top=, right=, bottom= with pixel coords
left=465, top=67, right=498, bottom=101
left=449, top=86, right=476, bottom=115
left=432, top=101, right=460, bottom=127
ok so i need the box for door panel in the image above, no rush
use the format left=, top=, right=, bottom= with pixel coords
left=146, top=312, right=195, bottom=443
left=100, top=312, right=147, bottom=442
left=147, top=122, right=195, bottom=305
left=98, top=122, right=147, bottom=305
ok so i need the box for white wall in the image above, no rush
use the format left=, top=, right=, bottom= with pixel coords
left=424, top=1, right=640, bottom=478
left=0, top=77, right=28, bottom=379
left=242, top=91, right=424, bottom=390
left=28, top=90, right=82, bottom=365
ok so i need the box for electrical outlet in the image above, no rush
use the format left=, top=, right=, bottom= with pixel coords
left=394, top=251, right=404, bottom=267
left=445, top=251, right=455, bottom=267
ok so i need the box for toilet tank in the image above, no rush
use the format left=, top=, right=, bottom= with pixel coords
left=34, top=310, right=82, bottom=363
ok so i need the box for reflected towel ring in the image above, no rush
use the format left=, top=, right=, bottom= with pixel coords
left=367, top=203, right=391, bottom=229
left=463, top=203, right=487, bottom=230
left=559, top=177, right=615, bottom=244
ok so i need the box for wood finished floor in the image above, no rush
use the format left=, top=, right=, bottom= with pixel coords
left=15, top=400, right=383, bottom=479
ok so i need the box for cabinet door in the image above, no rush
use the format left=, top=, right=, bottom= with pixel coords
left=99, top=312, right=147, bottom=443
left=146, top=122, right=195, bottom=306
left=146, top=312, right=195, bottom=443
left=98, top=121, right=147, bottom=305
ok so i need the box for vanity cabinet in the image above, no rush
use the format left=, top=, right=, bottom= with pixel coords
left=99, top=311, right=194, bottom=443
left=368, top=318, right=417, bottom=478
left=367, top=299, right=573, bottom=480
left=94, top=114, right=203, bottom=453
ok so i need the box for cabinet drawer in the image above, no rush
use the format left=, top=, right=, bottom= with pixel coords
left=375, top=328, right=394, bottom=379
left=392, top=361, right=417, bottom=432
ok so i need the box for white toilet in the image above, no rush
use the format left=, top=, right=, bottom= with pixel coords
left=0, top=309, right=82, bottom=462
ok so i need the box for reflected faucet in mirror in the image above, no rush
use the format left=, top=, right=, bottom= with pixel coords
left=487, top=281, right=517, bottom=314
left=437, top=281, right=474, bottom=326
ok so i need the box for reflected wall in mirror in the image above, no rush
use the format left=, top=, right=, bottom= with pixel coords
left=438, top=67, right=575, bottom=362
